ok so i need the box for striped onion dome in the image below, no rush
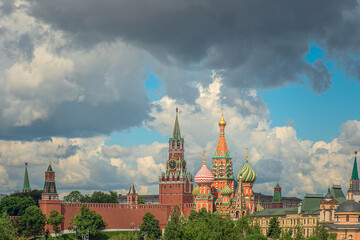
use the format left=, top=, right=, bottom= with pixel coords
left=237, top=152, right=256, bottom=183
left=220, top=185, right=232, bottom=195
left=192, top=186, right=199, bottom=196
left=195, top=163, right=214, bottom=184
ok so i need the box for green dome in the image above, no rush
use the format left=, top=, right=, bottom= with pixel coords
left=220, top=185, right=232, bottom=195
left=237, top=159, right=257, bottom=183
left=192, top=186, right=199, bottom=196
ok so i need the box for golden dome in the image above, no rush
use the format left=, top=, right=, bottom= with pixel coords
left=218, top=113, right=226, bottom=127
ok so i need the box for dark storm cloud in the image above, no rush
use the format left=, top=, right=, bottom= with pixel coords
left=28, top=0, right=360, bottom=92
left=0, top=100, right=149, bottom=140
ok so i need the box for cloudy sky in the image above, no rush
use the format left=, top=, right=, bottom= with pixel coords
left=1, top=0, right=360, bottom=198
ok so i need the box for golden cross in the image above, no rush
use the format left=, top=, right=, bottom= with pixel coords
left=246, top=147, right=248, bottom=161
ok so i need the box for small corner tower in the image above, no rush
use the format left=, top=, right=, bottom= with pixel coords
left=22, top=162, right=31, bottom=193
left=320, top=183, right=338, bottom=222
left=42, top=162, right=58, bottom=201
left=127, top=180, right=138, bottom=205
left=271, top=181, right=283, bottom=208
left=159, top=108, right=194, bottom=206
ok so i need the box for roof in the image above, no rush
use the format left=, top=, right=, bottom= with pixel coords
left=351, top=155, right=359, bottom=180
left=300, top=194, right=323, bottom=214
left=324, top=188, right=334, bottom=200
left=336, top=200, right=360, bottom=213
left=237, top=158, right=257, bottom=183
left=128, top=181, right=136, bottom=194
left=220, top=185, right=232, bottom=195
left=172, top=108, right=181, bottom=140
left=47, top=164, right=53, bottom=172
left=327, top=223, right=360, bottom=230
left=331, top=185, right=346, bottom=204
left=118, top=194, right=159, bottom=200
left=195, top=163, right=214, bottom=183
left=22, top=163, right=31, bottom=192
left=251, top=207, right=298, bottom=217
left=253, top=192, right=301, bottom=202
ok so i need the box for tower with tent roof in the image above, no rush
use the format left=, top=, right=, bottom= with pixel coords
left=22, top=162, right=31, bottom=193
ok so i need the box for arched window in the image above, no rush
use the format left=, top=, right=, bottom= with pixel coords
left=346, top=215, right=349, bottom=222
left=349, top=235, right=353, bottom=240
left=330, top=206, right=334, bottom=220
left=336, top=215, right=339, bottom=222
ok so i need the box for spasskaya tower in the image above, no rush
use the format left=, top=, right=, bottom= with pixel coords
left=159, top=108, right=193, bottom=206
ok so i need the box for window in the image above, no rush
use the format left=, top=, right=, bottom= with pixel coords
left=346, top=215, right=349, bottom=222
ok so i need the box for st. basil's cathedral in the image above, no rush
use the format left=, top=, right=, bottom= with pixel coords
left=193, top=111, right=257, bottom=218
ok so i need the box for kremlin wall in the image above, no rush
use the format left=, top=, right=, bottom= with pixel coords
left=36, top=108, right=360, bottom=239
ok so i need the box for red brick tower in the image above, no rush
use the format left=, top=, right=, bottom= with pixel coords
left=271, top=181, right=283, bottom=208
left=211, top=112, right=234, bottom=210
left=127, top=180, right=138, bottom=207
left=39, top=163, right=62, bottom=233
left=159, top=108, right=194, bottom=206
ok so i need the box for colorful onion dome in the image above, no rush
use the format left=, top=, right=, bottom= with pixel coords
left=192, top=186, right=199, bottom=196
left=195, top=151, right=214, bottom=184
left=218, top=111, right=226, bottom=127
left=220, top=185, right=232, bottom=195
left=237, top=148, right=257, bottom=183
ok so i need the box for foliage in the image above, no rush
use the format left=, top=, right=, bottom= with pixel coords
left=137, top=197, right=145, bottom=204
left=0, top=212, right=17, bottom=240
left=0, top=196, right=36, bottom=216
left=63, top=191, right=83, bottom=203
left=64, top=191, right=118, bottom=203
left=328, top=233, right=337, bottom=240
left=245, top=234, right=267, bottom=240
left=234, top=215, right=252, bottom=238
left=17, top=205, right=47, bottom=237
left=47, top=210, right=66, bottom=235
left=313, top=222, right=329, bottom=240
left=280, top=229, right=292, bottom=240
left=69, top=205, right=106, bottom=237
left=164, top=205, right=184, bottom=240
left=138, top=212, right=161, bottom=240
left=10, top=189, right=43, bottom=206
left=267, top=217, right=281, bottom=239
left=306, top=237, right=321, bottom=240
left=294, top=224, right=304, bottom=240
left=182, top=208, right=235, bottom=240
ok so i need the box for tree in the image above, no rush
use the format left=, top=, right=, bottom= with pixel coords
left=267, top=217, right=281, bottom=239
left=294, top=224, right=304, bottom=240
left=139, top=212, right=161, bottom=240
left=137, top=197, right=145, bottom=204
left=0, top=196, right=36, bottom=216
left=10, top=189, right=42, bottom=206
left=69, top=205, right=106, bottom=237
left=0, top=212, right=17, bottom=240
left=280, top=229, right=292, bottom=240
left=17, top=205, right=47, bottom=237
left=245, top=234, right=267, bottom=240
left=63, top=191, right=83, bottom=203
left=85, top=191, right=118, bottom=203
left=47, top=210, right=65, bottom=236
left=234, top=215, right=252, bottom=238
left=313, top=222, right=329, bottom=240
left=164, top=205, right=183, bottom=240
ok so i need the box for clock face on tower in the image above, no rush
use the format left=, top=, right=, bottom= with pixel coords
left=167, top=159, right=178, bottom=171
left=181, top=160, right=186, bottom=171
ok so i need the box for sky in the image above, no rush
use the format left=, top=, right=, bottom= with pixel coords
left=1, top=0, right=360, bottom=199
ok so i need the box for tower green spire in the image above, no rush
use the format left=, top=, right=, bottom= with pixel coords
left=22, top=162, right=31, bottom=192
left=351, top=151, right=359, bottom=180
left=172, top=107, right=181, bottom=140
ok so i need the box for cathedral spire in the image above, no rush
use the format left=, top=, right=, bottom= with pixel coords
left=214, top=110, right=230, bottom=157
left=172, top=107, right=181, bottom=140
left=128, top=180, right=136, bottom=194
left=22, top=162, right=31, bottom=192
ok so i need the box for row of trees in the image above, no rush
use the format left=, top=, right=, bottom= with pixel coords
left=138, top=207, right=337, bottom=240
left=63, top=190, right=118, bottom=203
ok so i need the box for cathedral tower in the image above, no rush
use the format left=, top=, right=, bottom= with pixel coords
left=127, top=180, right=138, bottom=207
left=237, top=148, right=256, bottom=213
left=211, top=111, right=234, bottom=210
left=159, top=108, right=193, bottom=206
left=194, top=151, right=214, bottom=212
